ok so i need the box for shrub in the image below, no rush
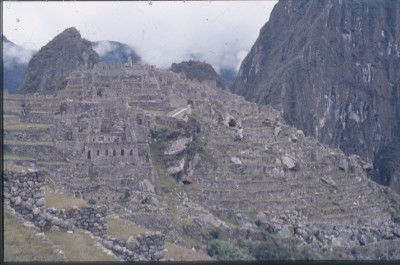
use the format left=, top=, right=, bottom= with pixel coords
left=209, top=228, right=220, bottom=239
left=228, top=118, right=236, bottom=127
left=88, top=198, right=96, bottom=205
left=207, top=239, right=253, bottom=261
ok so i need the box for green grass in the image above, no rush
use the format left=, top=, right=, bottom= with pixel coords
left=4, top=208, right=65, bottom=261
left=4, top=123, right=52, bottom=130
left=183, top=181, right=201, bottom=192
left=106, top=215, right=151, bottom=240
left=206, top=239, right=254, bottom=260
left=4, top=139, right=54, bottom=146
left=386, top=188, right=400, bottom=223
left=30, top=110, right=56, bottom=114
left=149, top=141, right=179, bottom=193
left=3, top=114, right=19, bottom=118
left=3, top=107, right=23, bottom=112
left=164, top=242, right=214, bottom=261
left=37, top=160, right=68, bottom=165
left=45, top=191, right=87, bottom=210
left=45, top=230, right=117, bottom=261
left=4, top=153, right=36, bottom=161
left=169, top=198, right=191, bottom=224
left=3, top=162, right=35, bottom=172
left=225, top=215, right=239, bottom=227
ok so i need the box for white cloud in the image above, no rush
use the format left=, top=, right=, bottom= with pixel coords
left=92, top=41, right=116, bottom=57
left=3, top=41, right=36, bottom=68
left=2, top=1, right=277, bottom=74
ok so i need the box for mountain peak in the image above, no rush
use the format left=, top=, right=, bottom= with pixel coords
left=55, top=27, right=82, bottom=40
left=17, top=27, right=100, bottom=94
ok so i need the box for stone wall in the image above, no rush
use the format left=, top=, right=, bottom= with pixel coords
left=4, top=127, right=53, bottom=141
left=101, top=232, right=165, bottom=261
left=4, top=170, right=107, bottom=236
left=23, top=112, right=55, bottom=124
left=4, top=144, right=63, bottom=161
left=3, top=169, right=165, bottom=261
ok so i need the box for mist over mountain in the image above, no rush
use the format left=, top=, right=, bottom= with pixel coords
left=3, top=35, right=36, bottom=93
left=3, top=36, right=142, bottom=94
left=232, top=0, right=400, bottom=193
left=219, top=67, right=237, bottom=87
left=91, top=40, right=141, bottom=64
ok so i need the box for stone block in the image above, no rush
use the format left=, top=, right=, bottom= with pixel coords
left=126, top=236, right=141, bottom=251
left=11, top=196, right=22, bottom=205
left=36, top=198, right=45, bottom=207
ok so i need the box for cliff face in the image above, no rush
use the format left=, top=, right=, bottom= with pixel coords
left=232, top=0, right=400, bottom=192
left=18, top=27, right=100, bottom=94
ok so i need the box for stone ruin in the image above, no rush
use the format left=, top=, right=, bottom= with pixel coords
left=4, top=61, right=400, bottom=260
left=3, top=169, right=165, bottom=261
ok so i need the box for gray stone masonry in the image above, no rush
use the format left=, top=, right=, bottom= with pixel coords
left=3, top=169, right=165, bottom=261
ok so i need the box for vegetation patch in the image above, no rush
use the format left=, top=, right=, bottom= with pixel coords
left=206, top=237, right=318, bottom=261
left=106, top=215, right=151, bottom=240
left=45, top=191, right=87, bottom=209
left=164, top=242, right=214, bottom=261
left=4, top=153, right=36, bottom=161
left=150, top=141, right=179, bottom=193
left=4, top=208, right=64, bottom=261
left=4, top=139, right=55, bottom=146
left=386, top=189, right=400, bottom=223
left=4, top=162, right=35, bottom=172
left=4, top=123, right=52, bottom=130
left=45, top=230, right=116, bottom=261
left=206, top=239, right=254, bottom=260
left=37, top=160, right=68, bottom=165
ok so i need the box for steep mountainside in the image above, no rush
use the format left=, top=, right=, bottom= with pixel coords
left=17, top=27, right=100, bottom=94
left=91, top=40, right=141, bottom=64
left=4, top=61, right=400, bottom=260
left=232, top=0, right=400, bottom=193
left=3, top=35, right=36, bottom=93
left=170, top=60, right=227, bottom=89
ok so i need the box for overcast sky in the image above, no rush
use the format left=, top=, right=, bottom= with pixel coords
left=3, top=1, right=277, bottom=73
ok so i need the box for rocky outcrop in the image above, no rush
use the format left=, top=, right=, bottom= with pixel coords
left=18, top=27, right=100, bottom=94
left=232, top=0, right=400, bottom=193
left=170, top=60, right=227, bottom=89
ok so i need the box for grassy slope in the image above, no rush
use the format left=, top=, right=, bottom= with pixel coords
left=45, top=230, right=116, bottom=261
left=45, top=190, right=87, bottom=209
left=3, top=123, right=52, bottom=130
left=4, top=139, right=54, bottom=146
left=164, top=242, right=214, bottom=261
left=106, top=215, right=151, bottom=240
left=4, top=208, right=64, bottom=261
left=3, top=162, right=35, bottom=172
